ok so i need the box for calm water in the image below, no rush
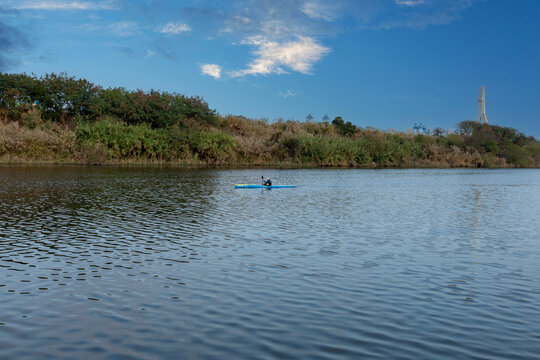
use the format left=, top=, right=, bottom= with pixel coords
left=1, top=166, right=539, bottom=359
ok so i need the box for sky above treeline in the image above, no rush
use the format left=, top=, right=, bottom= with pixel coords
left=1, top=0, right=539, bottom=137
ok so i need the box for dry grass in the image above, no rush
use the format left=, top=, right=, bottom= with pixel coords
left=424, top=144, right=483, bottom=167
left=0, top=120, right=77, bottom=163
left=0, top=111, right=534, bottom=168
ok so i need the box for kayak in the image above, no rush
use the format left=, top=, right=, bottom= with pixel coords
left=234, top=184, right=296, bottom=189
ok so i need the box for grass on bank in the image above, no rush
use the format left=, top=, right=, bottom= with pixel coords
left=1, top=71, right=539, bottom=167
left=3, top=110, right=538, bottom=167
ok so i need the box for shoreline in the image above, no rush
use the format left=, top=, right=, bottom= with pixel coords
left=2, top=73, right=538, bottom=169
left=0, top=159, right=532, bottom=169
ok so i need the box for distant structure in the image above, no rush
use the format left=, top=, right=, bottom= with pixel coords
left=477, top=86, right=488, bottom=124
left=413, top=122, right=427, bottom=134
left=322, top=114, right=329, bottom=122
left=306, top=113, right=314, bottom=122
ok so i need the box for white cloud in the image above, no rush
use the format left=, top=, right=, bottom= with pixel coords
left=230, top=36, right=330, bottom=77
left=10, top=0, right=118, bottom=10
left=212, top=0, right=478, bottom=34
left=201, top=2, right=337, bottom=78
left=218, top=2, right=340, bottom=41
left=278, top=89, right=296, bottom=99
left=181, top=0, right=477, bottom=79
left=395, top=0, right=425, bottom=6
left=301, top=2, right=337, bottom=22
left=201, top=64, right=222, bottom=79
left=108, top=21, right=139, bottom=37
left=145, top=50, right=156, bottom=58
left=157, top=22, right=191, bottom=35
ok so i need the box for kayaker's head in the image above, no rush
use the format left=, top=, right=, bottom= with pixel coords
left=266, top=178, right=270, bottom=181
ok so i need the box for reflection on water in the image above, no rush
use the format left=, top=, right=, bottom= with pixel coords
left=1, top=166, right=539, bottom=359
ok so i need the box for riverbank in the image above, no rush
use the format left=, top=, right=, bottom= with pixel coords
left=1, top=72, right=539, bottom=168
left=2, top=116, right=538, bottom=168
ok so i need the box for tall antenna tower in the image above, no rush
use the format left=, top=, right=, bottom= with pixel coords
left=477, top=86, right=488, bottom=124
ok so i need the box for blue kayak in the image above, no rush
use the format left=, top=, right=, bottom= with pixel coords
left=234, top=184, right=296, bottom=189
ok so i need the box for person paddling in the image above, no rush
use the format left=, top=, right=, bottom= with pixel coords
left=261, top=176, right=272, bottom=186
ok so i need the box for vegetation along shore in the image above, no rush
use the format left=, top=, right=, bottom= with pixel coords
left=1, top=73, right=539, bottom=167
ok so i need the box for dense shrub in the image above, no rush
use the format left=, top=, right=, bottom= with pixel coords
left=188, top=130, right=235, bottom=162
left=1, top=72, right=217, bottom=128
left=76, top=118, right=171, bottom=160
left=73, top=117, right=234, bottom=163
left=332, top=116, right=357, bottom=136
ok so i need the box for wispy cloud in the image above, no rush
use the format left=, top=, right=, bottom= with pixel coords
left=157, top=22, right=191, bottom=35
left=163, top=1, right=339, bottom=80
left=359, top=0, right=481, bottom=30
left=210, top=0, right=480, bottom=33
left=0, top=8, right=31, bottom=71
left=9, top=0, right=119, bottom=10
left=192, top=1, right=337, bottom=79
left=180, top=0, right=481, bottom=79
left=201, top=64, right=222, bottom=79
left=278, top=89, right=296, bottom=99
left=395, top=0, right=425, bottom=6
left=230, top=36, right=330, bottom=77
left=108, top=21, right=138, bottom=37
left=301, top=1, right=337, bottom=22
left=218, top=1, right=340, bottom=41
left=114, top=45, right=135, bottom=57
left=113, top=45, right=170, bottom=60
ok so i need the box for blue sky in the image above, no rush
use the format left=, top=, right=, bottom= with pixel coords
left=1, top=0, right=539, bottom=137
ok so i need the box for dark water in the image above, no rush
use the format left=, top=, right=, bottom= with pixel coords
left=1, top=166, right=539, bottom=359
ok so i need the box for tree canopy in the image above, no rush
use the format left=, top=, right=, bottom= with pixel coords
left=0, top=72, right=217, bottom=128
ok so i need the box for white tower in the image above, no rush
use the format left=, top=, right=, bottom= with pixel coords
left=477, top=86, right=488, bottom=124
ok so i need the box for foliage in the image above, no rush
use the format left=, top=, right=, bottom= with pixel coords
left=187, top=130, right=236, bottom=162
left=0, top=72, right=217, bottom=128
left=73, top=117, right=235, bottom=164
left=0, top=116, right=76, bottom=162
left=1, top=72, right=538, bottom=167
left=482, top=139, right=499, bottom=154
left=432, top=127, right=445, bottom=137
left=457, top=121, right=537, bottom=167
left=75, top=117, right=171, bottom=160
left=89, top=88, right=217, bottom=128
left=331, top=116, right=357, bottom=136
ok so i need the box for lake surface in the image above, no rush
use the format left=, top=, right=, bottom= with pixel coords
left=1, top=166, right=539, bottom=359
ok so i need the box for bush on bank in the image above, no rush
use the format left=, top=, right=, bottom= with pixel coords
left=0, top=72, right=217, bottom=127
left=75, top=118, right=236, bottom=164
left=1, top=72, right=539, bottom=167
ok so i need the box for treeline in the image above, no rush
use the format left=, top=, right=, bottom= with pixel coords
left=1, top=72, right=539, bottom=167
left=0, top=72, right=217, bottom=127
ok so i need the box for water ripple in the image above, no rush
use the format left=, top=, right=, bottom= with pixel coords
left=1, top=167, right=539, bottom=359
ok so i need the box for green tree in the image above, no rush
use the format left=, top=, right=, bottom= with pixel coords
left=332, top=116, right=356, bottom=136
left=432, top=127, right=444, bottom=137
left=482, top=139, right=499, bottom=154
